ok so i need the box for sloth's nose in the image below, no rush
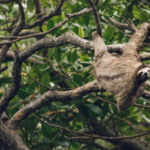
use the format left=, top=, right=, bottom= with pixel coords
left=144, top=72, right=148, bottom=76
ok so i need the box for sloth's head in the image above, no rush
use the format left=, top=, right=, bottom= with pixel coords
left=137, top=65, right=150, bottom=83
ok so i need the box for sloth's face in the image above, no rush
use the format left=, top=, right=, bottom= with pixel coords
left=137, top=67, right=150, bottom=83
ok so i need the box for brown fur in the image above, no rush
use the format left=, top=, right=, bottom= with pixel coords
left=92, top=23, right=149, bottom=111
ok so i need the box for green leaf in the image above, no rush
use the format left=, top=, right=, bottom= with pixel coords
left=0, top=77, right=12, bottom=86
left=47, top=19, right=55, bottom=30
left=142, top=8, right=150, bottom=15
left=72, top=74, right=83, bottom=86
left=132, top=11, right=149, bottom=21
left=51, top=0, right=57, bottom=6
left=8, top=101, right=20, bottom=109
left=50, top=76, right=62, bottom=84
left=18, top=86, right=33, bottom=99
left=84, top=26, right=93, bottom=37
left=41, top=124, right=51, bottom=138
left=78, top=26, right=84, bottom=38
left=132, top=5, right=149, bottom=21
left=0, top=4, right=9, bottom=10
left=133, top=5, right=138, bottom=11
left=42, top=25, right=47, bottom=32
left=57, top=141, right=70, bottom=147
left=71, top=50, right=77, bottom=63
left=64, top=79, right=76, bottom=88
left=78, top=104, right=89, bottom=117
left=56, top=105, right=69, bottom=109
left=41, top=72, right=50, bottom=94
left=22, top=62, right=31, bottom=73
left=86, top=104, right=103, bottom=115
left=67, top=51, right=72, bottom=62
left=27, top=0, right=34, bottom=12
left=41, top=124, right=58, bottom=138
left=102, top=0, right=110, bottom=7
left=54, top=48, right=62, bottom=62
left=103, top=27, right=115, bottom=42
left=39, top=0, right=51, bottom=7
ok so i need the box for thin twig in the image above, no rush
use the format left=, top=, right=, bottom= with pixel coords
left=120, top=15, right=137, bottom=31
left=32, top=114, right=150, bottom=141
left=27, top=73, right=51, bottom=89
left=0, top=8, right=93, bottom=44
left=87, top=0, right=102, bottom=37
left=65, top=128, right=150, bottom=140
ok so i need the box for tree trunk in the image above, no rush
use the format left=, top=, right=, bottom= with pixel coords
left=0, top=115, right=29, bottom=150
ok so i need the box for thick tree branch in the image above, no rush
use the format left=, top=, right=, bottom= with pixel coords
left=0, top=51, right=22, bottom=117
left=3, top=50, right=44, bottom=64
left=9, top=77, right=150, bottom=128
left=140, top=53, right=150, bottom=61
left=0, top=120, right=29, bottom=150
left=9, top=32, right=150, bottom=63
left=0, top=33, right=146, bottom=64
left=9, top=80, right=102, bottom=127
left=19, top=32, right=94, bottom=62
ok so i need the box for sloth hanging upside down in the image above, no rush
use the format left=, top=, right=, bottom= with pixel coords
left=92, top=23, right=150, bottom=112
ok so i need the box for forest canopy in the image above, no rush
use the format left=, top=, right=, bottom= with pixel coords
left=0, top=0, right=150, bottom=150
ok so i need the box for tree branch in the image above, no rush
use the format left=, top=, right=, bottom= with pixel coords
left=24, top=0, right=64, bottom=29
left=19, top=32, right=94, bottom=62
left=0, top=8, right=93, bottom=44
left=0, top=66, right=8, bottom=73
left=120, top=15, right=137, bottom=31
left=0, top=0, right=25, bottom=68
left=32, top=114, right=150, bottom=143
left=6, top=32, right=149, bottom=63
left=9, top=80, right=102, bottom=127
left=99, top=129, right=148, bottom=150
left=34, top=0, right=43, bottom=31
left=140, top=53, right=150, bottom=61
left=2, top=50, right=44, bottom=64
left=87, top=0, right=102, bottom=36
left=0, top=51, right=22, bottom=117
left=109, top=18, right=133, bottom=30
left=0, top=120, right=29, bottom=150
left=9, top=75, right=150, bottom=128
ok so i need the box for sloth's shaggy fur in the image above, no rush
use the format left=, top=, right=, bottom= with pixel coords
left=93, top=23, right=150, bottom=111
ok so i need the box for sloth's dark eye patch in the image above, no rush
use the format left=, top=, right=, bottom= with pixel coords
left=139, top=72, right=143, bottom=76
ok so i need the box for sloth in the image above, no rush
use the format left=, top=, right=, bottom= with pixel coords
left=92, top=23, right=150, bottom=111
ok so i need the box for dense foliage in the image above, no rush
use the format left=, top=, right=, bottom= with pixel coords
left=0, top=0, right=150, bottom=149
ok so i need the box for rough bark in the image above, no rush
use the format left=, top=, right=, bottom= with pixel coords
left=0, top=115, right=29, bottom=150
